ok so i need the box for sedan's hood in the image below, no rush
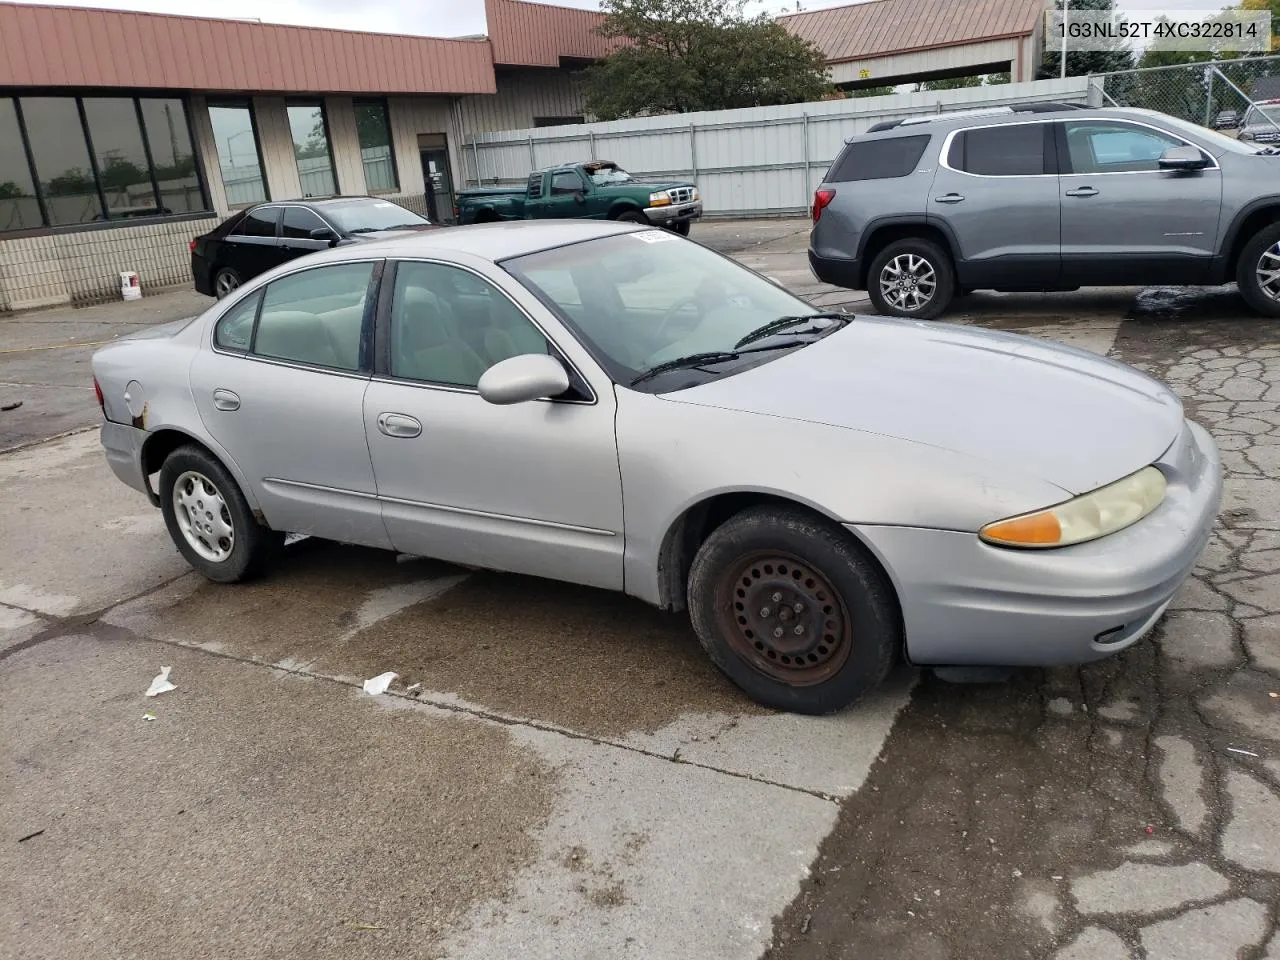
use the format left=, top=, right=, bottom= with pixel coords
left=667, top=317, right=1184, bottom=495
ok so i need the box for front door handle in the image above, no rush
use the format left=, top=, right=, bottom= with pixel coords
left=1065, top=187, right=1099, bottom=198
left=933, top=193, right=965, bottom=204
left=212, top=388, right=240, bottom=412
left=377, top=412, right=422, bottom=439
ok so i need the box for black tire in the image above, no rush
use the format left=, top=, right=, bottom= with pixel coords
left=1236, top=221, right=1280, bottom=317
left=866, top=238, right=955, bottom=320
left=158, top=445, right=284, bottom=583
left=614, top=209, right=648, bottom=224
left=673, top=220, right=692, bottom=237
left=213, top=267, right=241, bottom=300
left=687, top=505, right=900, bottom=714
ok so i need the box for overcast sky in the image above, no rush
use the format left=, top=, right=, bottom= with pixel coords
left=6, top=0, right=1237, bottom=37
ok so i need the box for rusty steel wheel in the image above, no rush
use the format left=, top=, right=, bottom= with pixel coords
left=716, top=552, right=852, bottom=686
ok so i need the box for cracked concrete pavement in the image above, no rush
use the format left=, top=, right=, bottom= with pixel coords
left=4, top=219, right=1279, bottom=959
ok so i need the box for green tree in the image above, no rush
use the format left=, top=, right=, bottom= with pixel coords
left=584, top=0, right=832, bottom=119
left=45, top=169, right=94, bottom=197
left=0, top=181, right=24, bottom=200
left=916, top=75, right=983, bottom=92
left=847, top=85, right=895, bottom=98
left=1039, top=0, right=1136, bottom=79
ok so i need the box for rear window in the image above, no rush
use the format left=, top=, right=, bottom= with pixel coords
left=826, top=135, right=930, bottom=183
left=948, top=124, right=1048, bottom=176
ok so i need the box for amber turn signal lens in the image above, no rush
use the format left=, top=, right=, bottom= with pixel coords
left=979, top=511, right=1062, bottom=547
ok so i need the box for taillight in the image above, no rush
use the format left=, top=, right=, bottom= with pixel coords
left=189, top=238, right=197, bottom=253
left=812, top=189, right=836, bottom=224
left=93, top=377, right=104, bottom=413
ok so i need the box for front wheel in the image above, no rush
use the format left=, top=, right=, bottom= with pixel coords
left=687, top=506, right=900, bottom=714
left=866, top=238, right=955, bottom=320
left=673, top=220, right=691, bottom=237
left=159, top=445, right=283, bottom=583
left=1237, top=222, right=1280, bottom=317
left=614, top=210, right=649, bottom=225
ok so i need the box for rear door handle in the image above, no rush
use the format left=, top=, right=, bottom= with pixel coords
left=1065, top=187, right=1099, bottom=198
left=933, top=193, right=965, bottom=204
left=212, top=388, right=240, bottom=412
left=377, top=412, right=422, bottom=439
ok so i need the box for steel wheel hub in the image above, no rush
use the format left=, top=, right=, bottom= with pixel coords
left=172, top=470, right=235, bottom=563
left=880, top=254, right=937, bottom=312
left=718, top=553, right=851, bottom=686
left=1257, top=243, right=1280, bottom=302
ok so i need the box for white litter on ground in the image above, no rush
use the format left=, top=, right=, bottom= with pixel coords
left=362, top=672, right=398, bottom=696
left=145, top=666, right=176, bottom=697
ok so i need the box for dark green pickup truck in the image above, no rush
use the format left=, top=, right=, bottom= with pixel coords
left=454, top=160, right=702, bottom=235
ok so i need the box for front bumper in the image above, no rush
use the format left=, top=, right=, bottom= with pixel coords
left=644, top=200, right=702, bottom=225
left=101, top=420, right=152, bottom=501
left=852, top=419, right=1222, bottom=666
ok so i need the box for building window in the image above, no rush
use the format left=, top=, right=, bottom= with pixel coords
left=354, top=99, right=398, bottom=192
left=0, top=94, right=208, bottom=233
left=209, top=102, right=267, bottom=207
left=287, top=102, right=337, bottom=198
left=0, top=99, right=39, bottom=231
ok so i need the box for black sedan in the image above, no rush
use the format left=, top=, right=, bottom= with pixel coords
left=190, top=196, right=439, bottom=298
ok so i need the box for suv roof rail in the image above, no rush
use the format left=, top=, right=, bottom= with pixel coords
left=862, top=101, right=1090, bottom=135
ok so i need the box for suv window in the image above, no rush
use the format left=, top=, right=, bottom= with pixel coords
left=390, top=261, right=550, bottom=388
left=1063, top=120, right=1187, bottom=174
left=214, top=291, right=261, bottom=352
left=233, top=207, right=279, bottom=238
left=551, top=171, right=582, bottom=195
left=949, top=124, right=1048, bottom=176
left=252, top=263, right=374, bottom=370
left=827, top=135, right=930, bottom=182
left=281, top=207, right=329, bottom=239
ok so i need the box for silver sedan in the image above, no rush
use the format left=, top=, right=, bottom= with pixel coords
left=92, top=221, right=1221, bottom=714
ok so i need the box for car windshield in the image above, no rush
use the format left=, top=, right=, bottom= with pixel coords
left=585, top=163, right=634, bottom=185
left=503, top=231, right=832, bottom=391
left=1129, top=110, right=1260, bottom=155
left=1245, top=105, right=1280, bottom=125
left=322, top=199, right=430, bottom=232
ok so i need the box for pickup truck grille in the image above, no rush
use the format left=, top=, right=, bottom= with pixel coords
left=667, top=187, right=695, bottom=204
left=1255, top=131, right=1280, bottom=143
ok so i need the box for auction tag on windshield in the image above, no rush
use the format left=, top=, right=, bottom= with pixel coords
left=632, top=231, right=677, bottom=243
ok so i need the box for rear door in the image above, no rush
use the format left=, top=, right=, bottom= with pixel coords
left=928, top=121, right=1061, bottom=289
left=218, top=205, right=286, bottom=282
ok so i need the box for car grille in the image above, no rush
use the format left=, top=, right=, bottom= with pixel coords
left=668, top=187, right=695, bottom=204
left=1255, top=131, right=1280, bottom=142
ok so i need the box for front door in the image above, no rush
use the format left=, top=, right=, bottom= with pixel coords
left=543, top=168, right=591, bottom=219
left=190, top=259, right=392, bottom=548
left=1057, top=118, right=1224, bottom=286
left=277, top=204, right=337, bottom=264
left=363, top=258, right=625, bottom=589
left=418, top=142, right=455, bottom=223
left=927, top=120, right=1061, bottom=289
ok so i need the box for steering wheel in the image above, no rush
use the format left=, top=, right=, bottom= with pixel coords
left=653, top=297, right=702, bottom=341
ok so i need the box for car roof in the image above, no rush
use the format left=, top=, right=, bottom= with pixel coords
left=306, top=219, right=647, bottom=264
left=857, top=104, right=1166, bottom=140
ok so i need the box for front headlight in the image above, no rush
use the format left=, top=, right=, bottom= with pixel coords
left=649, top=191, right=671, bottom=206
left=691, top=188, right=699, bottom=201
left=1240, top=130, right=1255, bottom=140
left=979, top=466, right=1167, bottom=549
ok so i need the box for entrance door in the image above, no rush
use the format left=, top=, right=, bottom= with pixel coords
left=417, top=134, right=455, bottom=223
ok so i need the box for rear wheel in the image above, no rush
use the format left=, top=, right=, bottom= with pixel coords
left=213, top=267, right=241, bottom=299
left=159, top=446, right=283, bottom=583
left=1237, top=222, right=1280, bottom=317
left=867, top=238, right=954, bottom=320
left=687, top=506, right=900, bottom=714
left=614, top=209, right=648, bottom=225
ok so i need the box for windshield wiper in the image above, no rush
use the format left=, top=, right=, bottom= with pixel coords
left=734, top=312, right=851, bottom=349
left=630, top=342, right=799, bottom=387
left=345, top=227, right=379, bottom=234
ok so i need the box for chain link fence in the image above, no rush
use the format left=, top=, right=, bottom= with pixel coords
left=1090, top=55, right=1280, bottom=140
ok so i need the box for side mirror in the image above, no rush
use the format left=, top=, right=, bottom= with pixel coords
left=478, top=354, right=570, bottom=405
left=1158, top=146, right=1209, bottom=171
left=310, top=226, right=340, bottom=247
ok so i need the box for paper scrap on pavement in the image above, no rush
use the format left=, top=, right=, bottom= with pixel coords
left=145, top=666, right=176, bottom=697
left=142, top=711, right=157, bottom=721
left=363, top=672, right=398, bottom=696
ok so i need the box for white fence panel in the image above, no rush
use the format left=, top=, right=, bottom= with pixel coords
left=464, top=77, right=1092, bottom=217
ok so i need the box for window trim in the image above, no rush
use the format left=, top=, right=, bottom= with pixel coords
left=208, top=98, right=271, bottom=208
left=939, top=120, right=1056, bottom=179
left=353, top=97, right=400, bottom=194
left=372, top=257, right=597, bottom=406
left=286, top=99, right=340, bottom=199
left=1056, top=117, right=1221, bottom=177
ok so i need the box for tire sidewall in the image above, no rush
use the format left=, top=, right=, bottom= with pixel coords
left=687, top=507, right=899, bottom=714
left=867, top=239, right=955, bottom=320
left=1237, top=223, right=1280, bottom=318
left=214, top=267, right=241, bottom=300
left=615, top=210, right=648, bottom=224
left=159, top=447, right=263, bottom=583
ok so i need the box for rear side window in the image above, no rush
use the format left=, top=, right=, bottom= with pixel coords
left=528, top=173, right=544, bottom=198
left=233, top=207, right=279, bottom=238
left=826, top=135, right=930, bottom=182
left=948, top=124, right=1048, bottom=176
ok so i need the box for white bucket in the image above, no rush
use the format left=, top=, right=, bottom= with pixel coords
left=119, top=270, right=142, bottom=301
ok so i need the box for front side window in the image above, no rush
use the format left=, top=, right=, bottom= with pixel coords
left=210, top=103, right=267, bottom=206
left=1064, top=121, right=1185, bottom=174
left=287, top=103, right=337, bottom=198
left=551, top=171, right=582, bottom=195
left=354, top=100, right=398, bottom=192
left=950, top=124, right=1047, bottom=176
left=827, top=135, right=930, bottom=182
left=253, top=263, right=375, bottom=371
left=0, top=99, right=39, bottom=231
left=281, top=207, right=328, bottom=239
left=21, top=97, right=99, bottom=225
left=390, top=261, right=550, bottom=388
left=83, top=98, right=155, bottom=220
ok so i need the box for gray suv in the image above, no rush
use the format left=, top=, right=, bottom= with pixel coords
left=809, top=104, right=1280, bottom=319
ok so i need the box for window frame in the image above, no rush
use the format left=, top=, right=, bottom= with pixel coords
left=1055, top=117, right=1219, bottom=177
left=285, top=99, right=340, bottom=199
left=353, top=97, right=400, bottom=194
left=941, top=120, right=1056, bottom=178
left=371, top=258, right=596, bottom=405
left=207, top=258, right=385, bottom=378
left=208, top=98, right=271, bottom=209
